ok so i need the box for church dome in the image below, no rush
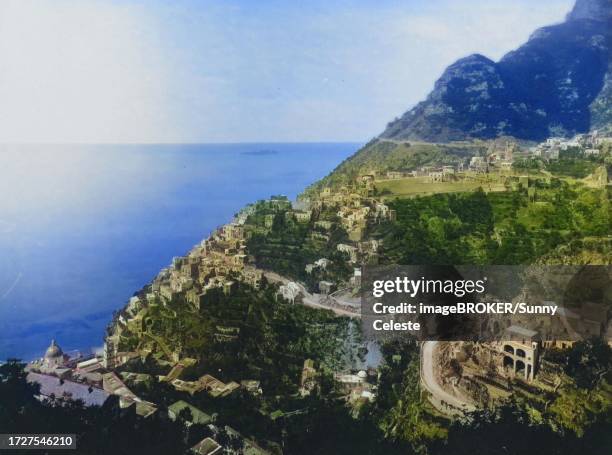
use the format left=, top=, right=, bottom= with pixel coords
left=44, top=339, right=63, bottom=359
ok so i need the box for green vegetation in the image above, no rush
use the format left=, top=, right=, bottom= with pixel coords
left=513, top=148, right=602, bottom=178
left=14, top=143, right=607, bottom=453
left=542, top=339, right=612, bottom=438
left=247, top=204, right=351, bottom=289
left=5, top=339, right=611, bottom=454
left=118, top=284, right=352, bottom=394
left=374, top=180, right=610, bottom=265
left=375, top=340, right=447, bottom=451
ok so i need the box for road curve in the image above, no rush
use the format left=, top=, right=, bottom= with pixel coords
left=263, top=271, right=360, bottom=318
left=420, top=341, right=476, bottom=413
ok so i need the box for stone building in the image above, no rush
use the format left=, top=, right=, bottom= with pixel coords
left=500, top=326, right=540, bottom=381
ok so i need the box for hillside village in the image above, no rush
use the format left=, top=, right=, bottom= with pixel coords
left=19, top=129, right=612, bottom=453
left=345, top=130, right=610, bottom=184
left=4, top=0, right=612, bottom=452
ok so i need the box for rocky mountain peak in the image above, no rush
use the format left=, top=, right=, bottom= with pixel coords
left=567, top=0, right=612, bottom=22
left=381, top=0, right=611, bottom=142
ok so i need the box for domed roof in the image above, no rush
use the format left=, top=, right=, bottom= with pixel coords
left=44, top=339, right=63, bottom=359
left=357, top=370, right=367, bottom=379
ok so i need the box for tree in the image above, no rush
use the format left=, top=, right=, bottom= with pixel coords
left=565, top=338, right=612, bottom=389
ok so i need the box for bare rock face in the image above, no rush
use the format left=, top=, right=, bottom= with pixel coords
left=567, top=0, right=612, bottom=21
left=381, top=0, right=611, bottom=142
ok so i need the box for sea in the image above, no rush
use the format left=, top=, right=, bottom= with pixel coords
left=0, top=143, right=361, bottom=361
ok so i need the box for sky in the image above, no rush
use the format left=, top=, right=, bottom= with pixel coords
left=0, top=0, right=574, bottom=143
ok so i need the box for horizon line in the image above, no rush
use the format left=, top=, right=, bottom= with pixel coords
left=0, top=140, right=369, bottom=146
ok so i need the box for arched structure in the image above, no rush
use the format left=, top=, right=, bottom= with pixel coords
left=498, top=326, right=540, bottom=381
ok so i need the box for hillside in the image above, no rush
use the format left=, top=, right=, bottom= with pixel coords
left=304, top=140, right=486, bottom=194
left=305, top=0, right=612, bottom=194
left=381, top=0, right=611, bottom=142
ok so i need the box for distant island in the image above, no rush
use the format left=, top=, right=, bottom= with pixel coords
left=241, top=149, right=279, bottom=156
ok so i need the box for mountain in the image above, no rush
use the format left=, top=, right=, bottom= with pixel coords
left=381, top=0, right=612, bottom=142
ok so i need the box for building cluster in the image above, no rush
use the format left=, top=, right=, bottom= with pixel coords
left=529, top=130, right=610, bottom=159
left=384, top=164, right=464, bottom=181
left=171, top=374, right=241, bottom=397
left=334, top=369, right=376, bottom=404
left=433, top=298, right=612, bottom=416
left=25, top=340, right=157, bottom=417
left=298, top=359, right=376, bottom=407
left=25, top=339, right=270, bottom=454
left=104, top=204, right=265, bottom=368
left=315, top=179, right=396, bottom=242
left=376, top=131, right=611, bottom=184
left=167, top=400, right=271, bottom=454
left=489, top=299, right=611, bottom=384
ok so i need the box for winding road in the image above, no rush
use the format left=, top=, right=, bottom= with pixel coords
left=263, top=271, right=360, bottom=318
left=265, top=270, right=474, bottom=414
left=420, top=341, right=475, bottom=414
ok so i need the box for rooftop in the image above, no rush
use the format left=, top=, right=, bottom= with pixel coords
left=191, top=437, right=222, bottom=455
left=168, top=400, right=213, bottom=425
left=27, top=372, right=110, bottom=407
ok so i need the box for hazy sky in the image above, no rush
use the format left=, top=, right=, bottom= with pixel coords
left=0, top=0, right=573, bottom=143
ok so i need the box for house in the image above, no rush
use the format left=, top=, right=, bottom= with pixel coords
left=469, top=156, right=486, bottom=172
left=319, top=281, right=335, bottom=295
left=278, top=282, right=301, bottom=303
left=198, top=374, right=240, bottom=397
left=191, top=437, right=222, bottom=455
left=428, top=171, right=444, bottom=182
left=241, top=380, right=263, bottom=395
left=171, top=379, right=205, bottom=395
left=132, top=400, right=158, bottom=418
left=386, top=171, right=403, bottom=179
left=314, top=258, right=331, bottom=270
left=264, top=214, right=275, bottom=228
left=294, top=210, right=312, bottom=223
left=223, top=223, right=245, bottom=241
left=348, top=225, right=365, bottom=242
left=243, top=266, right=263, bottom=289
left=334, top=370, right=373, bottom=401
left=360, top=174, right=375, bottom=183
left=222, top=426, right=271, bottom=454
left=102, top=371, right=154, bottom=414
left=315, top=220, right=334, bottom=230
left=499, top=326, right=540, bottom=381
left=337, top=243, right=358, bottom=262
left=27, top=372, right=111, bottom=407
left=350, top=268, right=362, bottom=288
left=168, top=400, right=213, bottom=426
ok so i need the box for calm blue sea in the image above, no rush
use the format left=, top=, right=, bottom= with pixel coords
left=0, top=143, right=360, bottom=361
